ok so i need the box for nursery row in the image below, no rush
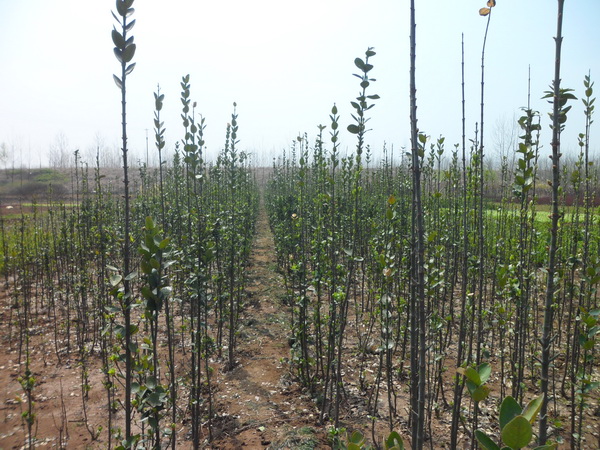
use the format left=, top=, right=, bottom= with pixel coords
left=265, top=64, right=599, bottom=448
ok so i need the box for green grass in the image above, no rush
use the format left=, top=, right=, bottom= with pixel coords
left=486, top=202, right=598, bottom=223
left=32, top=169, right=68, bottom=183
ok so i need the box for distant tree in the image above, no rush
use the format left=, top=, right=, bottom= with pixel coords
left=491, top=114, right=519, bottom=168
left=48, top=132, right=71, bottom=168
left=83, top=133, right=121, bottom=167
left=0, top=142, right=8, bottom=169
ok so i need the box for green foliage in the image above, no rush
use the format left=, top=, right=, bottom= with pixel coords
left=475, top=394, right=554, bottom=450
left=0, top=1, right=597, bottom=447
left=457, top=363, right=491, bottom=403
left=332, top=429, right=404, bottom=450
left=542, top=85, right=577, bottom=131
left=347, top=47, right=379, bottom=140
left=112, top=0, right=136, bottom=91
left=139, top=216, right=173, bottom=313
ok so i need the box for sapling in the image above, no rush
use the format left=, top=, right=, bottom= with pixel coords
left=539, top=0, right=572, bottom=443
left=335, top=47, right=378, bottom=428
left=408, top=1, right=427, bottom=445
left=111, top=0, right=137, bottom=443
left=138, top=216, right=174, bottom=448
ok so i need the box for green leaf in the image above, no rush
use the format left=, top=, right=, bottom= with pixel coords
left=112, top=29, right=125, bottom=49
left=116, top=0, right=128, bottom=17
left=125, top=62, right=136, bottom=75
left=113, top=47, right=123, bottom=63
left=160, top=286, right=172, bottom=299
left=475, top=430, right=500, bottom=450
left=478, top=363, right=492, bottom=383
left=466, top=380, right=478, bottom=396
left=347, top=124, right=360, bottom=134
left=348, top=430, right=365, bottom=444
left=113, top=74, right=123, bottom=90
left=125, top=18, right=136, bottom=32
left=147, top=416, right=158, bottom=430
left=128, top=341, right=137, bottom=354
left=383, top=431, right=404, bottom=449
left=124, top=270, right=138, bottom=281
left=522, top=394, right=544, bottom=424
left=354, top=57, right=366, bottom=71
left=146, top=392, right=164, bottom=408
left=122, top=43, right=136, bottom=63
left=386, top=207, right=393, bottom=220
left=501, top=416, right=532, bottom=449
left=472, top=385, right=490, bottom=402
left=141, top=286, right=157, bottom=301
left=499, top=396, right=522, bottom=430
left=140, top=259, right=152, bottom=275
left=146, top=377, right=157, bottom=389
left=110, top=273, right=122, bottom=287
left=464, top=367, right=482, bottom=386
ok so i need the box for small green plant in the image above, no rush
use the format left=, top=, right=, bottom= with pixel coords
left=18, top=362, right=36, bottom=447
left=475, top=394, right=556, bottom=450
left=332, top=429, right=404, bottom=450
left=457, top=362, right=491, bottom=402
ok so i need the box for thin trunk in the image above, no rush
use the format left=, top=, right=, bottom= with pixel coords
left=409, top=1, right=426, bottom=447
left=540, top=0, right=565, bottom=444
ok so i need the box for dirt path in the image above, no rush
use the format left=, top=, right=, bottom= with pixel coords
left=212, top=196, right=326, bottom=449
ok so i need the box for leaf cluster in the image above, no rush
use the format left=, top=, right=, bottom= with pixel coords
left=476, top=394, right=555, bottom=450
left=112, top=0, right=136, bottom=90
left=334, top=429, right=404, bottom=450
left=347, top=48, right=380, bottom=137
left=457, top=362, right=491, bottom=402
left=542, top=84, right=577, bottom=131
left=479, top=0, right=497, bottom=17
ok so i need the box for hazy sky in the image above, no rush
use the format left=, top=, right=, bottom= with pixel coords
left=1, top=0, right=598, bottom=167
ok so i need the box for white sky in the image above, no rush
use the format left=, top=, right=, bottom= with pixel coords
left=1, top=0, right=599, bottom=167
